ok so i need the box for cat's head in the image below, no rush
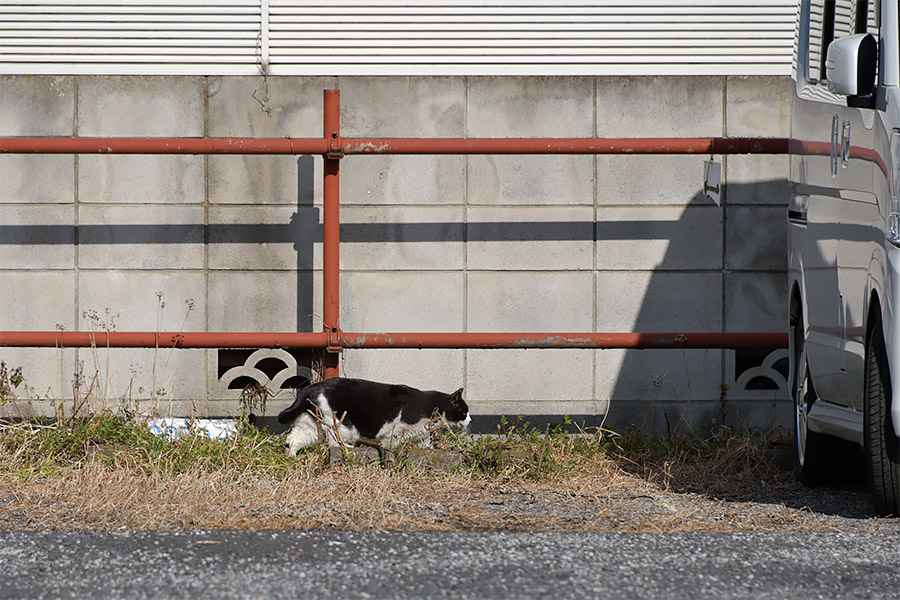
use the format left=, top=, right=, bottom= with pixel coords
left=442, top=388, right=470, bottom=430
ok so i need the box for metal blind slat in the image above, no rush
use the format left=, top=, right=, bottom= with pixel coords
left=1, top=0, right=798, bottom=76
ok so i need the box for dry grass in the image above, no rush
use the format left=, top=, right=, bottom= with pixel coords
left=0, top=414, right=890, bottom=533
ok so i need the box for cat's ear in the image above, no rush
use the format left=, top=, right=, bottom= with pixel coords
left=450, top=388, right=465, bottom=405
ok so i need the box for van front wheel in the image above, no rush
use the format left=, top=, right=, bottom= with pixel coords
left=864, top=318, right=900, bottom=516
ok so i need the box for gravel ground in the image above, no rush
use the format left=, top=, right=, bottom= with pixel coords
left=0, top=530, right=896, bottom=599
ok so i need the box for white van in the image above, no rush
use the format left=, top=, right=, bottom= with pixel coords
left=789, top=0, right=900, bottom=516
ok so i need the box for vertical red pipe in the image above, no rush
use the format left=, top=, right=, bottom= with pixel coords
left=322, top=90, right=341, bottom=379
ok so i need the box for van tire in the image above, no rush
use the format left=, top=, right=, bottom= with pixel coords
left=864, top=317, right=900, bottom=516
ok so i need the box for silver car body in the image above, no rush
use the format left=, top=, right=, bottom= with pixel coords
left=790, top=0, right=900, bottom=444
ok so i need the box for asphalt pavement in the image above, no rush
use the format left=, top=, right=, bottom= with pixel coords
left=0, top=530, right=896, bottom=599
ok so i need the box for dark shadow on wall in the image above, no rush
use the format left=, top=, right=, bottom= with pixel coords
left=599, top=186, right=789, bottom=438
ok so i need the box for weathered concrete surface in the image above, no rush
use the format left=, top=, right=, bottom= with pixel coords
left=0, top=75, right=792, bottom=433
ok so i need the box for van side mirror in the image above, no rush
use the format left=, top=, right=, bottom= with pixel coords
left=826, top=33, right=877, bottom=104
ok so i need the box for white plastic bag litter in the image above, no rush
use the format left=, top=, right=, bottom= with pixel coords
left=146, top=418, right=237, bottom=441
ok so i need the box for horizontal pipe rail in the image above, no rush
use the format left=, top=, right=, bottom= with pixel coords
left=340, top=332, right=788, bottom=349
left=0, top=332, right=328, bottom=349
left=0, top=136, right=790, bottom=155
left=341, top=137, right=790, bottom=155
left=0, top=331, right=788, bottom=350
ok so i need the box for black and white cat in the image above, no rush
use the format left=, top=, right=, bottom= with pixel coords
left=277, top=377, right=470, bottom=456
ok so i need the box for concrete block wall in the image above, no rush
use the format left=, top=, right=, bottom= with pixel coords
left=0, top=75, right=792, bottom=433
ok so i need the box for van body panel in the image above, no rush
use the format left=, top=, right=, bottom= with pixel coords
left=791, top=0, right=900, bottom=438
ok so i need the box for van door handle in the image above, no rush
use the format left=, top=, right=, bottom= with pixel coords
left=841, top=121, right=851, bottom=167
left=831, top=114, right=839, bottom=178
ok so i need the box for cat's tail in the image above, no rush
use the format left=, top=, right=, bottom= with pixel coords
left=277, top=383, right=317, bottom=425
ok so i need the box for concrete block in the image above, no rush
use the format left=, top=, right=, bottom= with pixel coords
left=602, top=400, right=725, bottom=436
left=78, top=205, right=205, bottom=270
left=0, top=348, right=77, bottom=410
left=72, top=347, right=208, bottom=408
left=77, top=77, right=204, bottom=136
left=207, top=75, right=335, bottom=137
left=466, top=349, right=594, bottom=407
left=209, top=205, right=316, bottom=271
left=725, top=76, right=792, bottom=137
left=0, top=76, right=76, bottom=206
left=471, top=398, right=603, bottom=418
left=467, top=155, right=593, bottom=205
left=596, top=77, right=723, bottom=137
left=209, top=154, right=321, bottom=206
left=0, top=156, right=75, bottom=204
left=465, top=79, right=594, bottom=206
left=341, top=154, right=467, bottom=205
left=725, top=206, right=787, bottom=271
left=207, top=77, right=332, bottom=207
left=601, top=397, right=787, bottom=436
left=725, top=155, right=791, bottom=205
left=208, top=271, right=303, bottom=332
left=339, top=76, right=465, bottom=136
left=0, top=271, right=76, bottom=329
left=0, top=204, right=75, bottom=269
left=467, top=205, right=593, bottom=271
left=78, top=271, right=206, bottom=331
left=340, top=205, right=465, bottom=271
left=340, top=272, right=464, bottom=331
left=595, top=348, right=723, bottom=406
left=78, top=155, right=205, bottom=205
left=724, top=272, right=787, bottom=333
left=0, top=76, right=74, bottom=135
left=466, top=272, right=593, bottom=332
left=596, top=272, right=722, bottom=331
left=596, top=205, right=722, bottom=270
left=340, top=349, right=464, bottom=394
left=466, top=77, right=595, bottom=137
left=75, top=274, right=208, bottom=406
left=596, top=155, right=713, bottom=206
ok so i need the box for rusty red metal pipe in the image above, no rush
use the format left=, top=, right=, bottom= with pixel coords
left=341, top=136, right=790, bottom=155
left=339, top=332, right=789, bottom=349
left=0, top=136, right=326, bottom=154
left=0, top=331, right=328, bottom=349
left=322, top=90, right=342, bottom=379
left=0, top=136, right=790, bottom=156
left=0, top=331, right=787, bottom=350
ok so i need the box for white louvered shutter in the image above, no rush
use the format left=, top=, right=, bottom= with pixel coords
left=0, top=0, right=263, bottom=75
left=268, top=0, right=798, bottom=76
left=2, top=1, right=798, bottom=76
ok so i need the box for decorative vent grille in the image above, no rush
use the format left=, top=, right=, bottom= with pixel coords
left=2, top=1, right=797, bottom=76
